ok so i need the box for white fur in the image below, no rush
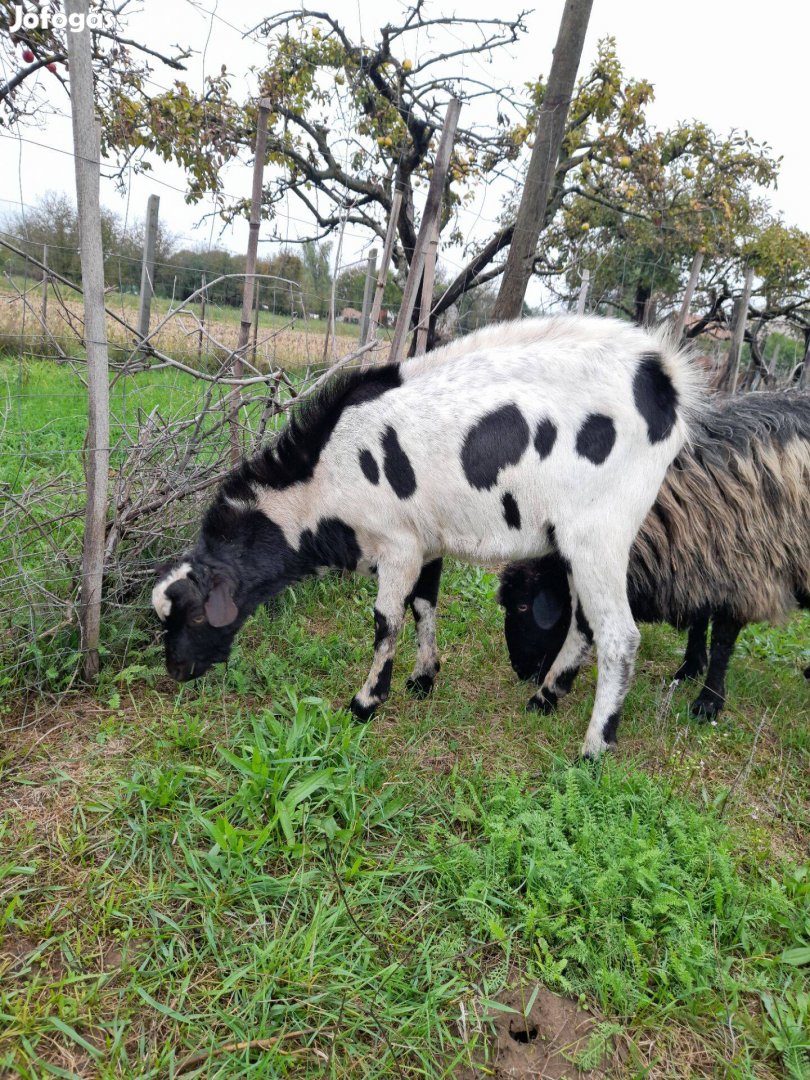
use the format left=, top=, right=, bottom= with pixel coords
left=152, top=562, right=192, bottom=621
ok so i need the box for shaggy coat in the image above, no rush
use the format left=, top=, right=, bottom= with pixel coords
left=153, top=316, right=702, bottom=757
left=499, top=392, right=810, bottom=717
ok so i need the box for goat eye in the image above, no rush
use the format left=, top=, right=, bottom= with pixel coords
left=517, top=604, right=529, bottom=613
left=190, top=613, right=206, bottom=625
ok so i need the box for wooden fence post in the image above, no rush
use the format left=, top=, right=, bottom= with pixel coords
left=724, top=265, right=754, bottom=392
left=389, top=98, right=461, bottom=362
left=799, top=336, right=810, bottom=390
left=674, top=250, right=704, bottom=339
left=359, top=248, right=378, bottom=345
left=252, top=283, right=261, bottom=365
left=230, top=97, right=272, bottom=465
left=493, top=0, right=594, bottom=321
left=66, top=0, right=110, bottom=681
left=197, top=272, right=206, bottom=365
left=415, top=220, right=440, bottom=355
left=367, top=188, right=403, bottom=354
left=576, top=267, right=590, bottom=315
left=137, top=193, right=160, bottom=347
left=41, top=243, right=49, bottom=327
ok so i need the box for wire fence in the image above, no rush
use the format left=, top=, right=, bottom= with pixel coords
left=0, top=237, right=404, bottom=695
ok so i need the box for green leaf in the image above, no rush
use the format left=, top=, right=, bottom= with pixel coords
left=781, top=946, right=810, bottom=966
left=134, top=985, right=192, bottom=1022
left=276, top=802, right=295, bottom=846
left=284, top=768, right=334, bottom=811
left=47, top=1018, right=102, bottom=1061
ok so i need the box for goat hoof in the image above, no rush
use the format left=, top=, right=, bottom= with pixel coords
left=579, top=739, right=617, bottom=761
left=349, top=696, right=377, bottom=723
left=804, top=663, right=810, bottom=680
left=673, top=659, right=706, bottom=681
left=690, top=695, right=721, bottom=721
left=527, top=688, right=557, bottom=714
left=406, top=674, right=435, bottom=698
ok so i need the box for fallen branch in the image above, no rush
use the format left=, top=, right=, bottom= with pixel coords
left=176, top=1029, right=318, bottom=1074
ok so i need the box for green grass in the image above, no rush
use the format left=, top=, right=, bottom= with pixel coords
left=1, top=560, right=808, bottom=1078
left=1, top=359, right=808, bottom=1077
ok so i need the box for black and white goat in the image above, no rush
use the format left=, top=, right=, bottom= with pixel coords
left=152, top=317, right=701, bottom=756
left=498, top=392, right=810, bottom=718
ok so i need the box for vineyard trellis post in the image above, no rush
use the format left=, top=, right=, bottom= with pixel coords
left=359, top=247, right=377, bottom=345
left=724, top=265, right=754, bottom=392
left=65, top=0, right=110, bottom=680
left=415, top=220, right=440, bottom=355
left=41, top=243, right=48, bottom=326
left=366, top=187, right=403, bottom=356
left=674, top=250, right=704, bottom=339
left=137, top=193, right=160, bottom=348
left=197, top=272, right=207, bottom=364
left=493, top=0, right=594, bottom=321
left=230, top=97, right=272, bottom=465
left=799, top=337, right=810, bottom=389
left=252, top=283, right=261, bottom=364
left=576, top=267, right=590, bottom=315
left=389, top=97, right=461, bottom=362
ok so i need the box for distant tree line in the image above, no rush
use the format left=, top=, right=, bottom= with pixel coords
left=0, top=192, right=405, bottom=320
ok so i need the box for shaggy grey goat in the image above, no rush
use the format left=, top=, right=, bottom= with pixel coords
left=499, top=392, right=810, bottom=718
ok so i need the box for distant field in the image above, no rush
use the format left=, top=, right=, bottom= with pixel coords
left=0, top=279, right=386, bottom=371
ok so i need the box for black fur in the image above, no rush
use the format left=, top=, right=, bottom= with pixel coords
left=460, top=404, right=530, bottom=490
left=359, top=449, right=380, bottom=484
left=374, top=609, right=390, bottom=647
left=349, top=697, right=376, bottom=722
left=298, top=518, right=361, bottom=571
left=601, top=711, right=621, bottom=747
left=633, top=352, right=678, bottom=443
left=406, top=673, right=436, bottom=698
left=498, top=558, right=571, bottom=683
left=219, top=363, right=401, bottom=500
left=575, top=600, right=593, bottom=644
left=381, top=426, right=417, bottom=499
left=502, top=492, right=522, bottom=530
left=575, top=413, right=616, bottom=465
left=527, top=686, right=559, bottom=714
left=534, top=418, right=557, bottom=460
left=371, top=658, right=394, bottom=699
left=407, top=558, right=443, bottom=609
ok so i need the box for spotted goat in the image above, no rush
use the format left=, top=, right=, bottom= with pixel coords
left=499, top=392, right=810, bottom=720
left=152, top=317, right=701, bottom=756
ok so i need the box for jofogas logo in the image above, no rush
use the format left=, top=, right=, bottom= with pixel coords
left=9, top=3, right=113, bottom=33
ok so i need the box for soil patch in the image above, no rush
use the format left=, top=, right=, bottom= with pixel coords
left=457, top=984, right=617, bottom=1079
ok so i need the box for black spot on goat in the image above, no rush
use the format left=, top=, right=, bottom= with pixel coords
left=381, top=426, right=417, bottom=499
left=502, top=492, right=521, bottom=530
left=534, top=418, right=557, bottom=460
left=359, top=449, right=380, bottom=485
left=461, top=404, right=530, bottom=490
left=575, top=414, right=616, bottom=465
left=633, top=352, right=678, bottom=443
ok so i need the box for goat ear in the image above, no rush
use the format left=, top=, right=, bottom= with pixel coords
left=204, top=575, right=238, bottom=627
left=532, top=588, right=566, bottom=629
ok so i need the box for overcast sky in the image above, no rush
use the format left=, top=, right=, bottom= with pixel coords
left=1, top=0, right=806, bottom=276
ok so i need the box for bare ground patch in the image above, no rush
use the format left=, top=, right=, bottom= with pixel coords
left=457, top=981, right=618, bottom=1079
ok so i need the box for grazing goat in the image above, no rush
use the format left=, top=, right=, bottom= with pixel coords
left=152, top=317, right=701, bottom=757
left=499, top=392, right=810, bottom=718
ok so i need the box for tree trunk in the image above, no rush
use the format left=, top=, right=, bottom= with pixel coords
left=492, top=0, right=594, bottom=322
